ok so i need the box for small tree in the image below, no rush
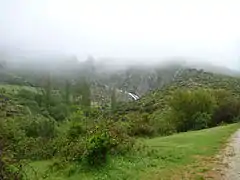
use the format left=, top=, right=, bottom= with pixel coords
left=42, top=73, right=52, bottom=108
left=74, top=77, right=91, bottom=116
left=169, top=88, right=216, bottom=131
left=111, top=87, right=117, bottom=112
left=81, top=79, right=91, bottom=108
left=65, top=80, right=71, bottom=104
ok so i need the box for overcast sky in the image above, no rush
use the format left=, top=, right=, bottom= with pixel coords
left=0, top=0, right=240, bottom=68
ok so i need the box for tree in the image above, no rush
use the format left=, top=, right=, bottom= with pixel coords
left=169, top=88, right=216, bottom=131
left=65, top=80, right=71, bottom=104
left=111, top=87, right=117, bottom=112
left=81, top=78, right=91, bottom=108
left=74, top=77, right=91, bottom=109
left=44, top=73, right=52, bottom=108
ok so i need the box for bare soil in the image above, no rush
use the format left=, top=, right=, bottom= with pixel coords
left=211, top=129, right=240, bottom=180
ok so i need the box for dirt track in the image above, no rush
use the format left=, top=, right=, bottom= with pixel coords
left=221, top=129, right=240, bottom=180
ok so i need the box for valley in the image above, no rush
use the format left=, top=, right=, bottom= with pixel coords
left=1, top=57, right=240, bottom=180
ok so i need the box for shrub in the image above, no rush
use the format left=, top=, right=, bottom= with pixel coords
left=192, top=112, right=211, bottom=130
left=65, top=110, right=88, bottom=140
left=124, top=113, right=156, bottom=137
left=0, top=117, right=26, bottom=153
left=16, top=137, right=55, bottom=160
left=49, top=103, right=70, bottom=121
left=24, top=115, right=56, bottom=138
left=16, top=89, right=42, bottom=114
left=84, top=120, right=134, bottom=166
left=67, top=121, right=84, bottom=140
left=129, top=122, right=155, bottom=137
left=16, top=89, right=36, bottom=101
left=68, top=110, right=85, bottom=122
left=85, top=129, right=111, bottom=166
left=0, top=151, right=25, bottom=180
left=0, top=118, right=26, bottom=179
left=150, top=109, right=177, bottom=136
left=169, top=88, right=216, bottom=132
left=53, top=137, right=85, bottom=162
left=212, top=97, right=240, bottom=126
left=107, top=121, right=135, bottom=155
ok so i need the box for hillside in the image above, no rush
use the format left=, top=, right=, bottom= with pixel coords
left=118, top=68, right=240, bottom=115
left=27, top=124, right=239, bottom=180
left=2, top=52, right=240, bottom=103
left=2, top=55, right=240, bottom=180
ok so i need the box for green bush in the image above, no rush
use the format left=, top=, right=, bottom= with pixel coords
left=107, top=121, right=135, bottom=155
left=24, top=115, right=56, bottom=138
left=16, top=137, right=55, bottom=160
left=16, top=89, right=42, bottom=113
left=84, top=120, right=134, bottom=166
left=68, top=110, right=85, bottom=121
left=85, top=130, right=111, bottom=166
left=212, top=97, right=240, bottom=126
left=65, top=110, right=87, bottom=139
left=0, top=117, right=27, bottom=179
left=0, top=117, right=26, bottom=152
left=129, top=122, right=155, bottom=137
left=16, top=89, right=36, bottom=100
left=67, top=121, right=84, bottom=140
left=192, top=112, right=211, bottom=130
left=169, top=88, right=216, bottom=132
left=49, top=103, right=70, bottom=121
left=125, top=113, right=156, bottom=137
left=0, top=152, right=24, bottom=180
left=150, top=109, right=177, bottom=136
left=53, top=136, right=85, bottom=162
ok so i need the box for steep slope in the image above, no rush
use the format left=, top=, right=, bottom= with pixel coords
left=117, top=68, right=240, bottom=114
left=2, top=52, right=240, bottom=105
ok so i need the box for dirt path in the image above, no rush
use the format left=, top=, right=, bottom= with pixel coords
left=220, top=129, right=240, bottom=180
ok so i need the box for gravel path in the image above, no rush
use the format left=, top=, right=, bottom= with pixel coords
left=221, top=129, right=240, bottom=180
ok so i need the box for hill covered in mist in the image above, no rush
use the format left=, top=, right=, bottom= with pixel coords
left=1, top=50, right=240, bottom=103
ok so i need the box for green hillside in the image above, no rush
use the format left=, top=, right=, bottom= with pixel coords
left=120, top=68, right=240, bottom=115
left=27, top=124, right=239, bottom=180
left=1, top=62, right=240, bottom=180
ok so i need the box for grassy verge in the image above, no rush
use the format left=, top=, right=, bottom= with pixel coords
left=27, top=123, right=239, bottom=180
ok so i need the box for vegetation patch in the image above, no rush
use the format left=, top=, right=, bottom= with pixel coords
left=1, top=64, right=240, bottom=179
left=26, top=124, right=239, bottom=180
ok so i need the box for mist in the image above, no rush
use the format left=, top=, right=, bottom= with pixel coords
left=1, top=0, right=240, bottom=70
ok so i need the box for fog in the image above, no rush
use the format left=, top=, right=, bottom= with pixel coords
left=1, top=0, right=240, bottom=69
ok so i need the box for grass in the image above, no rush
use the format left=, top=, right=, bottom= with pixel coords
left=27, top=123, right=239, bottom=180
left=0, top=84, right=37, bottom=93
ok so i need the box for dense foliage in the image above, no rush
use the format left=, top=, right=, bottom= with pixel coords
left=114, top=68, right=240, bottom=136
left=1, top=65, right=240, bottom=179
